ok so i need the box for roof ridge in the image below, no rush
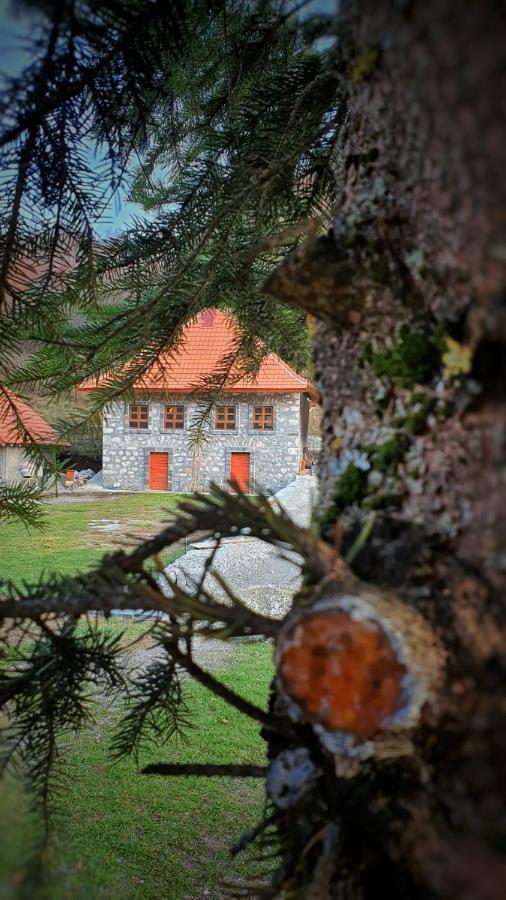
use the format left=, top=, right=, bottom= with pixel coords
left=266, top=350, right=308, bottom=385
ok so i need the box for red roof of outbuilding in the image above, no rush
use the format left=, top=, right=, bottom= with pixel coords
left=0, top=388, right=62, bottom=446
left=79, top=308, right=317, bottom=398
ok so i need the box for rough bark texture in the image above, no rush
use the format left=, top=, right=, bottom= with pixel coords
left=265, top=2, right=506, bottom=897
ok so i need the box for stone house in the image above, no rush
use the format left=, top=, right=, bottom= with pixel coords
left=0, top=388, right=62, bottom=483
left=79, top=308, right=316, bottom=493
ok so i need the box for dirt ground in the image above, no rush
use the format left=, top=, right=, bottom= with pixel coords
left=43, top=488, right=135, bottom=504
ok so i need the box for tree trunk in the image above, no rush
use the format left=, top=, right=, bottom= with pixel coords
left=265, top=2, right=506, bottom=896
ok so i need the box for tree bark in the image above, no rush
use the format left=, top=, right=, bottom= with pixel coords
left=265, top=2, right=506, bottom=897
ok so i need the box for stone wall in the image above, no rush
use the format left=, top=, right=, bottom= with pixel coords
left=102, top=393, right=304, bottom=493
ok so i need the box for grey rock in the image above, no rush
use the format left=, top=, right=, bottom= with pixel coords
left=163, top=477, right=317, bottom=618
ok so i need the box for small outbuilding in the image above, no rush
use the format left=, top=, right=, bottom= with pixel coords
left=0, top=388, right=62, bottom=484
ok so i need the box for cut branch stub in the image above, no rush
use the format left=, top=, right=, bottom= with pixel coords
left=275, top=591, right=444, bottom=744
left=263, top=232, right=357, bottom=328
left=278, top=610, right=406, bottom=737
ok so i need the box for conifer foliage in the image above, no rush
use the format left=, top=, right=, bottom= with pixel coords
left=0, top=1, right=341, bottom=894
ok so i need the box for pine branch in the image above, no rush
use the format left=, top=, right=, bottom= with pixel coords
left=3, top=0, right=336, bottom=433
left=0, top=4, right=175, bottom=150
left=0, top=618, right=125, bottom=820
left=0, top=481, right=46, bottom=529
left=111, top=655, right=192, bottom=764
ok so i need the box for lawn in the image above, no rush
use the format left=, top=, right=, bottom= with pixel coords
left=0, top=492, right=191, bottom=586
left=0, top=640, right=274, bottom=899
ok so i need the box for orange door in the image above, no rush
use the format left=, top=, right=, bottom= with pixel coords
left=149, top=452, right=169, bottom=490
left=229, top=452, right=250, bottom=493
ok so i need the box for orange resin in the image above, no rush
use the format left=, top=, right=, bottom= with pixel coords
left=279, top=611, right=407, bottom=737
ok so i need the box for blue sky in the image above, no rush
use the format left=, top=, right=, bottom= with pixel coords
left=0, top=0, right=337, bottom=236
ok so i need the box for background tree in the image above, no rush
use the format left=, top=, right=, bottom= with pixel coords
left=1, top=1, right=506, bottom=898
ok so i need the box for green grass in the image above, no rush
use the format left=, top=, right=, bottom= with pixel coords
left=0, top=493, right=190, bottom=586
left=0, top=641, right=275, bottom=899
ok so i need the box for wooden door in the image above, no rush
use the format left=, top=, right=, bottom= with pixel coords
left=149, top=452, right=169, bottom=490
left=229, top=452, right=250, bottom=493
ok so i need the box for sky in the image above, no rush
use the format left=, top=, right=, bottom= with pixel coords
left=0, top=0, right=337, bottom=236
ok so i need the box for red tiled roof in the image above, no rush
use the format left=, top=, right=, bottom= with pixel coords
left=0, top=388, right=63, bottom=446
left=79, top=308, right=317, bottom=398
